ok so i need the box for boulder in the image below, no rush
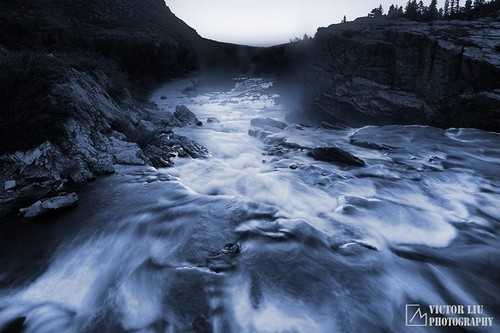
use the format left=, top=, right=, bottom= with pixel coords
left=4, top=180, right=16, bottom=191
left=308, top=147, right=366, bottom=167
left=250, top=117, right=287, bottom=130
left=174, top=105, right=200, bottom=127
left=141, top=131, right=209, bottom=167
left=19, top=192, right=79, bottom=218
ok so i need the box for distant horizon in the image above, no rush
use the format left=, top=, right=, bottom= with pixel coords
left=165, top=0, right=443, bottom=46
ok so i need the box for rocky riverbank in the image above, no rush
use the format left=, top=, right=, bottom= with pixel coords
left=0, top=0, right=213, bottom=218
left=301, top=16, right=500, bottom=131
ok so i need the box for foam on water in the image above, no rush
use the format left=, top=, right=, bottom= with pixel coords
left=1, top=76, right=500, bottom=332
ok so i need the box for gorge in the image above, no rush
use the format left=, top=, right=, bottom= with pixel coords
left=0, top=1, right=499, bottom=332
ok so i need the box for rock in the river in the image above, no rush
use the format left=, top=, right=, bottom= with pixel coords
left=250, top=117, right=287, bottom=130
left=308, top=147, right=366, bottom=167
left=141, top=131, right=209, bottom=167
left=206, top=243, right=240, bottom=273
left=4, top=180, right=16, bottom=191
left=170, top=134, right=209, bottom=159
left=207, top=117, right=220, bottom=123
left=19, top=193, right=79, bottom=218
left=174, top=105, right=201, bottom=127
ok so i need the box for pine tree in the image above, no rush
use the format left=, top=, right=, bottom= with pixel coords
left=465, top=0, right=473, bottom=11
left=405, top=0, right=419, bottom=19
left=370, top=4, right=384, bottom=17
left=456, top=0, right=461, bottom=13
left=398, top=6, right=404, bottom=16
left=418, top=0, right=426, bottom=17
left=451, top=0, right=456, bottom=14
left=444, top=0, right=450, bottom=16
left=342, top=15, right=347, bottom=23
left=388, top=4, right=396, bottom=17
left=429, top=0, right=439, bottom=19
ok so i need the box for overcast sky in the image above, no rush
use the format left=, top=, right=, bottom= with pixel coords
left=165, top=0, right=440, bottom=46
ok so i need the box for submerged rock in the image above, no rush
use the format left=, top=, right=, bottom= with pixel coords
left=308, top=147, right=366, bottom=167
left=250, top=117, right=287, bottom=130
left=349, top=138, right=394, bottom=151
left=321, top=121, right=347, bottom=130
left=206, top=243, right=240, bottom=273
left=207, top=117, right=220, bottom=123
left=19, top=192, right=79, bottom=218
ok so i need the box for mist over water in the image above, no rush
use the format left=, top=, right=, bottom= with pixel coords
left=0, top=77, right=499, bottom=332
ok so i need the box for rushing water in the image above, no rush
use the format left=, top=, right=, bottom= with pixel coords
left=1, top=77, right=500, bottom=333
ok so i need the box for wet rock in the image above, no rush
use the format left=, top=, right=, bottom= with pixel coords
left=0, top=317, right=25, bottom=333
left=19, top=192, right=79, bottom=218
left=160, top=96, right=167, bottom=100
left=308, top=147, right=366, bottom=167
left=196, top=120, right=203, bottom=127
left=349, top=138, right=394, bottom=150
left=174, top=105, right=200, bottom=127
left=170, top=135, right=209, bottom=159
left=321, top=121, right=347, bottom=130
left=4, top=180, right=16, bottom=191
left=289, top=163, right=299, bottom=170
left=250, top=117, right=287, bottom=130
left=206, top=243, right=240, bottom=273
left=90, top=154, right=115, bottom=175
left=207, top=117, right=220, bottom=123
left=248, top=128, right=273, bottom=140
left=109, top=137, right=147, bottom=165
left=142, top=144, right=175, bottom=168
left=142, top=131, right=209, bottom=167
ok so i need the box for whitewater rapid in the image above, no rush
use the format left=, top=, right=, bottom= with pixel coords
left=0, top=77, right=499, bottom=333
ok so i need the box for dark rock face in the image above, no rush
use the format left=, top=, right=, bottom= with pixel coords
left=0, top=0, right=211, bottom=217
left=303, top=17, right=500, bottom=131
left=308, top=147, right=366, bottom=167
left=174, top=105, right=201, bottom=127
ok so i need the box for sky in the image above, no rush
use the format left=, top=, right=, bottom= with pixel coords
left=165, top=0, right=440, bottom=46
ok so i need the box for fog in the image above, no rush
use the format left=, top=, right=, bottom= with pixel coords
left=165, top=0, right=441, bottom=46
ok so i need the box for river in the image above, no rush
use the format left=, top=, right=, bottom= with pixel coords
left=1, top=76, right=499, bottom=332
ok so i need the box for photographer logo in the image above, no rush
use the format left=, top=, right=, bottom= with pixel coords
left=405, top=304, right=493, bottom=328
left=406, top=304, right=428, bottom=326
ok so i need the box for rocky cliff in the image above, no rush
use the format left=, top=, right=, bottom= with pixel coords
left=302, top=16, right=500, bottom=131
left=0, top=0, right=210, bottom=217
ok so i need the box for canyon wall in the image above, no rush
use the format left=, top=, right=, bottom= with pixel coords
left=302, top=17, right=500, bottom=131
